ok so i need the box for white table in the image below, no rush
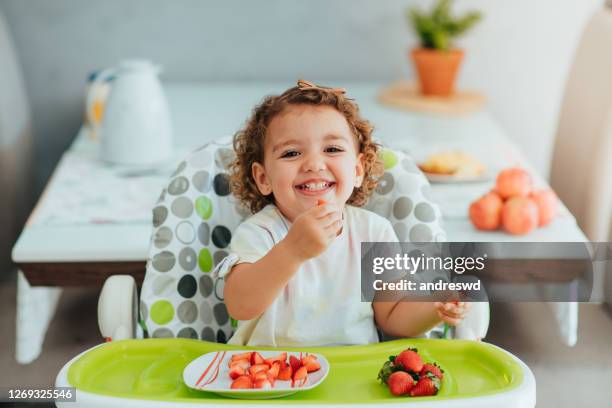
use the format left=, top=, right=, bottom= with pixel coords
left=12, top=81, right=587, bottom=363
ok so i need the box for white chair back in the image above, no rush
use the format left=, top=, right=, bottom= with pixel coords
left=0, top=9, right=33, bottom=275
left=550, top=6, right=612, bottom=242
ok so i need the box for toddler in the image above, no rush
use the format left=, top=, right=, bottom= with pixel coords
left=214, top=80, right=468, bottom=347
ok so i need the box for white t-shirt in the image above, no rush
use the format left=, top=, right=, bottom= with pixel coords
left=214, top=204, right=398, bottom=347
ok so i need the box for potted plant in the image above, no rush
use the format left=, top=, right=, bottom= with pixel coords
left=408, top=0, right=482, bottom=97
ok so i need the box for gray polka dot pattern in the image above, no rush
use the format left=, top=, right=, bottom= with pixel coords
left=177, top=301, right=198, bottom=323
left=142, top=143, right=242, bottom=344
left=213, top=303, right=230, bottom=325
left=178, top=247, right=197, bottom=271
left=177, top=275, right=197, bottom=298
left=152, top=251, right=175, bottom=272
left=410, top=224, right=433, bottom=242
left=201, top=327, right=215, bottom=342
left=214, top=250, right=228, bottom=267
left=212, top=226, right=231, bottom=248
left=168, top=176, right=190, bottom=195
left=171, top=197, right=194, bottom=218
left=152, top=206, right=168, bottom=227
left=376, top=173, right=394, bottom=195
left=214, top=278, right=225, bottom=301
left=393, top=197, right=413, bottom=220
left=154, top=227, right=173, bottom=249
left=175, top=221, right=195, bottom=244
left=213, top=173, right=231, bottom=196
left=198, top=223, right=210, bottom=245
left=193, top=171, right=212, bottom=193
left=415, top=202, right=436, bottom=222
left=199, top=275, right=213, bottom=297
left=152, top=275, right=175, bottom=296
left=178, top=327, right=198, bottom=339
left=200, top=301, right=213, bottom=324
left=152, top=328, right=174, bottom=338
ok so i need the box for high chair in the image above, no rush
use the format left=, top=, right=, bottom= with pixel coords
left=96, top=140, right=489, bottom=343
left=56, top=141, right=535, bottom=407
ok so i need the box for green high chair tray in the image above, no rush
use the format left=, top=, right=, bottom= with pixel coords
left=57, top=338, right=535, bottom=407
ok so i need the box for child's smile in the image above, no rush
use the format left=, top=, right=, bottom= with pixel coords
left=294, top=178, right=336, bottom=195
left=251, top=104, right=364, bottom=222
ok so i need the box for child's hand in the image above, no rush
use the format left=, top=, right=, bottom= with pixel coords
left=434, top=301, right=470, bottom=326
left=282, top=204, right=343, bottom=262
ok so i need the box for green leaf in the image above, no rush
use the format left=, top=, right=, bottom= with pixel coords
left=407, top=0, right=482, bottom=50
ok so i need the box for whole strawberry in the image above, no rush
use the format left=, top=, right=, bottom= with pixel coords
left=394, top=348, right=423, bottom=373
left=420, top=363, right=444, bottom=380
left=410, top=374, right=440, bottom=397
left=387, top=371, right=414, bottom=396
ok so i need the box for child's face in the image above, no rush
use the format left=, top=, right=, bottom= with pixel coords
left=252, top=104, right=364, bottom=222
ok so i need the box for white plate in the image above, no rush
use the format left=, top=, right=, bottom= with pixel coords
left=423, top=170, right=494, bottom=184
left=183, top=350, right=330, bottom=399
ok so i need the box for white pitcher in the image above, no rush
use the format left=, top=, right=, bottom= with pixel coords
left=87, top=59, right=173, bottom=166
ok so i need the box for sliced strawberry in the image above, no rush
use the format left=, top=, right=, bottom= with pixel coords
left=410, top=376, right=440, bottom=397
left=264, top=352, right=287, bottom=366
left=248, top=363, right=269, bottom=377
left=293, top=366, right=307, bottom=382
left=230, top=375, right=252, bottom=389
left=250, top=352, right=265, bottom=365
left=300, top=354, right=317, bottom=366
left=229, top=365, right=246, bottom=380
left=268, top=362, right=280, bottom=379
left=267, top=371, right=276, bottom=387
left=289, top=355, right=302, bottom=372
left=387, top=371, right=414, bottom=396
left=231, top=352, right=253, bottom=362
left=394, top=349, right=423, bottom=373
left=303, top=359, right=321, bottom=373
left=253, top=378, right=272, bottom=389
left=278, top=365, right=293, bottom=381
left=420, top=363, right=444, bottom=380
left=252, top=371, right=269, bottom=382
left=229, top=359, right=249, bottom=370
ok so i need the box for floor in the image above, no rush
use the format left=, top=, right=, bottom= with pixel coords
left=1, top=270, right=611, bottom=407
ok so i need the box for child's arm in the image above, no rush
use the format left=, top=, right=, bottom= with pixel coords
left=224, top=204, right=342, bottom=321
left=373, top=301, right=470, bottom=338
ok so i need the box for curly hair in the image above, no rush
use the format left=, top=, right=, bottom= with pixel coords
left=230, top=80, right=383, bottom=214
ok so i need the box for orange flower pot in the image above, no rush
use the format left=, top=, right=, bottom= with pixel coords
left=411, top=48, right=464, bottom=97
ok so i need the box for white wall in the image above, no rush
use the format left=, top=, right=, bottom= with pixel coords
left=457, top=0, right=603, bottom=179
left=0, top=0, right=603, bottom=195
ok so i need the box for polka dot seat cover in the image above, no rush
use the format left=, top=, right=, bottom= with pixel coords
left=139, top=141, right=446, bottom=342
